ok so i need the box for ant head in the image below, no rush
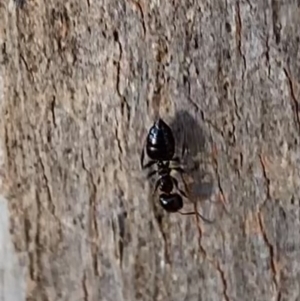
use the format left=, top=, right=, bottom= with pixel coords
left=159, top=193, right=183, bottom=213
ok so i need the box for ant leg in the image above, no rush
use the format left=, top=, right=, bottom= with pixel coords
left=171, top=157, right=180, bottom=163
left=140, top=141, right=146, bottom=169
left=171, top=136, right=187, bottom=163
left=147, top=169, right=157, bottom=179
left=152, top=180, right=160, bottom=196
left=172, top=166, right=186, bottom=174
left=144, top=160, right=157, bottom=169
left=172, top=177, right=188, bottom=198
left=178, top=211, right=215, bottom=224
left=181, top=134, right=187, bottom=158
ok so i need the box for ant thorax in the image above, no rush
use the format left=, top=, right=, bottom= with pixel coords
left=157, top=161, right=169, bottom=168
left=157, top=161, right=171, bottom=177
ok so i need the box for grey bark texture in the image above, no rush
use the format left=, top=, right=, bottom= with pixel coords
left=1, top=0, right=300, bottom=300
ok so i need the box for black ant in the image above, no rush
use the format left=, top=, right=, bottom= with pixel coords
left=140, top=118, right=212, bottom=222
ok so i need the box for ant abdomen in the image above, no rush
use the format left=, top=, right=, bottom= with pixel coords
left=159, top=193, right=183, bottom=213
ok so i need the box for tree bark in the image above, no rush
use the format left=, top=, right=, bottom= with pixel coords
left=1, top=0, right=300, bottom=301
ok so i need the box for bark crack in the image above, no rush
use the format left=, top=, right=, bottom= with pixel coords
left=194, top=210, right=208, bottom=258
left=259, top=154, right=271, bottom=200
left=113, top=30, right=131, bottom=125
left=283, top=68, right=300, bottom=133
left=271, top=0, right=281, bottom=44
left=20, top=54, right=30, bottom=73
left=216, top=261, right=231, bottom=301
left=257, top=211, right=279, bottom=288
left=211, top=145, right=229, bottom=213
left=36, top=150, right=65, bottom=250
left=128, top=0, right=146, bottom=38
left=38, top=154, right=56, bottom=217
left=117, top=202, right=127, bottom=267
left=81, top=151, right=99, bottom=276
left=4, top=125, right=11, bottom=171
left=258, top=154, right=280, bottom=295
left=111, top=212, right=126, bottom=267
left=24, top=215, right=35, bottom=280
left=265, top=34, right=271, bottom=78
left=114, top=115, right=124, bottom=170
left=185, top=69, right=200, bottom=114
left=235, top=1, right=246, bottom=79
left=82, top=271, right=89, bottom=301
left=233, top=91, right=241, bottom=121
left=201, top=253, right=232, bottom=301
left=50, top=96, right=57, bottom=128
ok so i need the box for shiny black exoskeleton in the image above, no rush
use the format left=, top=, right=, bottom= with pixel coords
left=141, top=118, right=214, bottom=222
left=145, top=118, right=176, bottom=161
left=141, top=118, right=188, bottom=214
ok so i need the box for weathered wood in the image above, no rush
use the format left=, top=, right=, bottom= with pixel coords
left=1, top=0, right=300, bottom=300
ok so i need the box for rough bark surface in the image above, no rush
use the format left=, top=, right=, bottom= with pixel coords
left=1, top=0, right=300, bottom=301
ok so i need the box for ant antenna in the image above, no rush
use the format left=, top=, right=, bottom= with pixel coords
left=178, top=210, right=215, bottom=224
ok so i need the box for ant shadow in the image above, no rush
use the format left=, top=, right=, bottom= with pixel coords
left=169, top=110, right=215, bottom=206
